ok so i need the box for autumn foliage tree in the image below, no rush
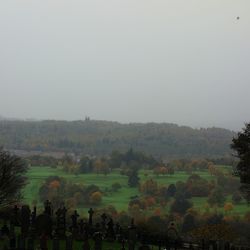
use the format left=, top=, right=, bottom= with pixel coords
left=140, top=179, right=158, bottom=195
left=171, top=193, right=193, bottom=215
left=39, top=176, right=102, bottom=209
left=128, top=169, right=140, bottom=187
left=90, top=191, right=102, bottom=205
left=207, top=187, right=226, bottom=207
left=224, top=202, right=234, bottom=213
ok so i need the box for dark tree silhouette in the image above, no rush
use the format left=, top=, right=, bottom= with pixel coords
left=231, top=123, right=250, bottom=202
left=170, top=196, right=192, bottom=215
left=167, top=184, right=177, bottom=197
left=0, top=149, right=28, bottom=209
left=128, top=169, right=140, bottom=187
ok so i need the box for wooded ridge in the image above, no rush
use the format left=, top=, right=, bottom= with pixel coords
left=0, top=120, right=235, bottom=159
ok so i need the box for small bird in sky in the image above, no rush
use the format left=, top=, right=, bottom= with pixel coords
left=237, top=16, right=240, bottom=20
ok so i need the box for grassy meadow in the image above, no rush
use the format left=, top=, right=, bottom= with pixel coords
left=23, top=166, right=249, bottom=216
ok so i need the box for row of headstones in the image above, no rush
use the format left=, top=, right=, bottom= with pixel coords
left=2, top=202, right=249, bottom=250
left=6, top=202, right=142, bottom=242
left=0, top=222, right=184, bottom=250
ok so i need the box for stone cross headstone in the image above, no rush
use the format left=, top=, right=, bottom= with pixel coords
left=71, top=210, right=79, bottom=237
left=71, top=210, right=79, bottom=229
left=88, top=208, right=94, bottom=226
left=30, top=207, right=37, bottom=237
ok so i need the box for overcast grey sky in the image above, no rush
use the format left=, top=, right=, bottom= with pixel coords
left=0, top=0, right=249, bottom=131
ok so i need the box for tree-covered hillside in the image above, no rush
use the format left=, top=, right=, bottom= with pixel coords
left=0, top=120, right=235, bottom=159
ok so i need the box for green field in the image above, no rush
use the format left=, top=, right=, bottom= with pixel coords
left=23, top=166, right=250, bottom=216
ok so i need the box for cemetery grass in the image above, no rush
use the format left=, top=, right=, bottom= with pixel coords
left=23, top=166, right=250, bottom=216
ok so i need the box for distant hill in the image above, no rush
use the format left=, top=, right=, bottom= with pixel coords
left=0, top=119, right=235, bottom=159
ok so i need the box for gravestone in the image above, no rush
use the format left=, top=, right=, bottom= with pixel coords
left=93, top=224, right=103, bottom=250
left=55, top=205, right=67, bottom=238
left=101, top=213, right=107, bottom=231
left=71, top=210, right=79, bottom=228
left=21, top=205, right=31, bottom=236
left=88, top=208, right=94, bottom=226
left=80, top=220, right=90, bottom=241
left=36, top=213, right=53, bottom=236
left=13, top=205, right=20, bottom=226
left=44, top=200, right=53, bottom=216
left=139, top=230, right=147, bottom=245
left=115, top=222, right=122, bottom=241
left=71, top=210, right=79, bottom=237
left=106, top=218, right=115, bottom=241
left=81, top=221, right=90, bottom=250
left=115, top=222, right=121, bottom=235
left=30, top=207, right=37, bottom=237
left=166, top=221, right=179, bottom=250
left=31, top=206, right=37, bottom=226
left=128, top=219, right=137, bottom=250
left=79, top=219, right=84, bottom=233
